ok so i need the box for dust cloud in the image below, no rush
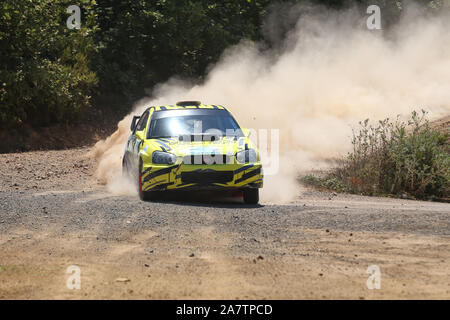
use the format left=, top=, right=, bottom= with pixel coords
left=91, top=3, right=450, bottom=202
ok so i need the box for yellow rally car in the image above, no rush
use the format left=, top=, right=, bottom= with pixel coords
left=122, top=101, right=263, bottom=204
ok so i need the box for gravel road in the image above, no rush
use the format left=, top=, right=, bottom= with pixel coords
left=0, top=147, right=449, bottom=299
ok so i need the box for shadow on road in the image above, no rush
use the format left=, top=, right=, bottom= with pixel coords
left=145, top=190, right=264, bottom=208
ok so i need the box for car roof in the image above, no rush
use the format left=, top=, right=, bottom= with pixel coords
left=146, top=104, right=227, bottom=112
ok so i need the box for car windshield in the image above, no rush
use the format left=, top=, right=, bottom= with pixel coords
left=147, top=110, right=242, bottom=138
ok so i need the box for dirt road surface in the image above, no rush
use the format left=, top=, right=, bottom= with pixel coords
left=0, top=147, right=449, bottom=299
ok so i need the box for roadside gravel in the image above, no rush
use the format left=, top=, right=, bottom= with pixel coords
left=0, top=147, right=449, bottom=299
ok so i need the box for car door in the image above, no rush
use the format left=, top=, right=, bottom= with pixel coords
left=130, top=110, right=149, bottom=171
left=127, top=110, right=149, bottom=173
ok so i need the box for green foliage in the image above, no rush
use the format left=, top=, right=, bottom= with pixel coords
left=0, top=0, right=98, bottom=127
left=1, top=0, right=448, bottom=128
left=92, top=0, right=273, bottom=104
left=300, top=174, right=347, bottom=192
left=306, top=111, right=450, bottom=200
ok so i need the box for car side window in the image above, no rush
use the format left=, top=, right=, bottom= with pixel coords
left=135, top=111, right=149, bottom=132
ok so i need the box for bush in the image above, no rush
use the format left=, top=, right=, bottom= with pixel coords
left=0, top=0, right=98, bottom=127
left=302, top=111, right=449, bottom=200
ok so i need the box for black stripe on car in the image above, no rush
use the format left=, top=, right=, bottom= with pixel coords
left=143, top=165, right=178, bottom=183
left=142, top=166, right=153, bottom=176
left=156, top=139, right=171, bottom=151
left=147, top=182, right=174, bottom=190
left=145, top=181, right=174, bottom=191
left=234, top=164, right=254, bottom=174
left=235, top=167, right=261, bottom=184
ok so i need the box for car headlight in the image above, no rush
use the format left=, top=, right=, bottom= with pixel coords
left=152, top=151, right=176, bottom=164
left=236, top=149, right=257, bottom=163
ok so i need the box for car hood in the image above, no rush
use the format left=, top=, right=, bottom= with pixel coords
left=146, top=136, right=253, bottom=157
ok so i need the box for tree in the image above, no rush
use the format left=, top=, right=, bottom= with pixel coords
left=0, top=0, right=98, bottom=127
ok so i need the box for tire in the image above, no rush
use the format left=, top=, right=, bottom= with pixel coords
left=122, top=155, right=129, bottom=178
left=138, top=158, right=160, bottom=201
left=243, top=188, right=259, bottom=204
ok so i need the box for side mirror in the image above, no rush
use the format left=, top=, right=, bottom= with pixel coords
left=130, top=115, right=140, bottom=132
left=242, top=128, right=251, bottom=137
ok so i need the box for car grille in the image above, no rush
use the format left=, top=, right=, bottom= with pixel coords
left=181, top=170, right=234, bottom=184
left=182, top=154, right=233, bottom=165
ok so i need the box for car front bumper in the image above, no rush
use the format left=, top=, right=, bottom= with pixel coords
left=141, top=162, right=263, bottom=192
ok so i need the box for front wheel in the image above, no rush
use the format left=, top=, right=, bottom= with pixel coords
left=243, top=188, right=259, bottom=204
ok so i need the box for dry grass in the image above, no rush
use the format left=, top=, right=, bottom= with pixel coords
left=301, top=111, right=449, bottom=201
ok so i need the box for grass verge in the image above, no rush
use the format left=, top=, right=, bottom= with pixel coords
left=300, top=111, right=449, bottom=201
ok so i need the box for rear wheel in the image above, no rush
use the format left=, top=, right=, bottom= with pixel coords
left=122, top=154, right=129, bottom=178
left=243, top=188, right=259, bottom=204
